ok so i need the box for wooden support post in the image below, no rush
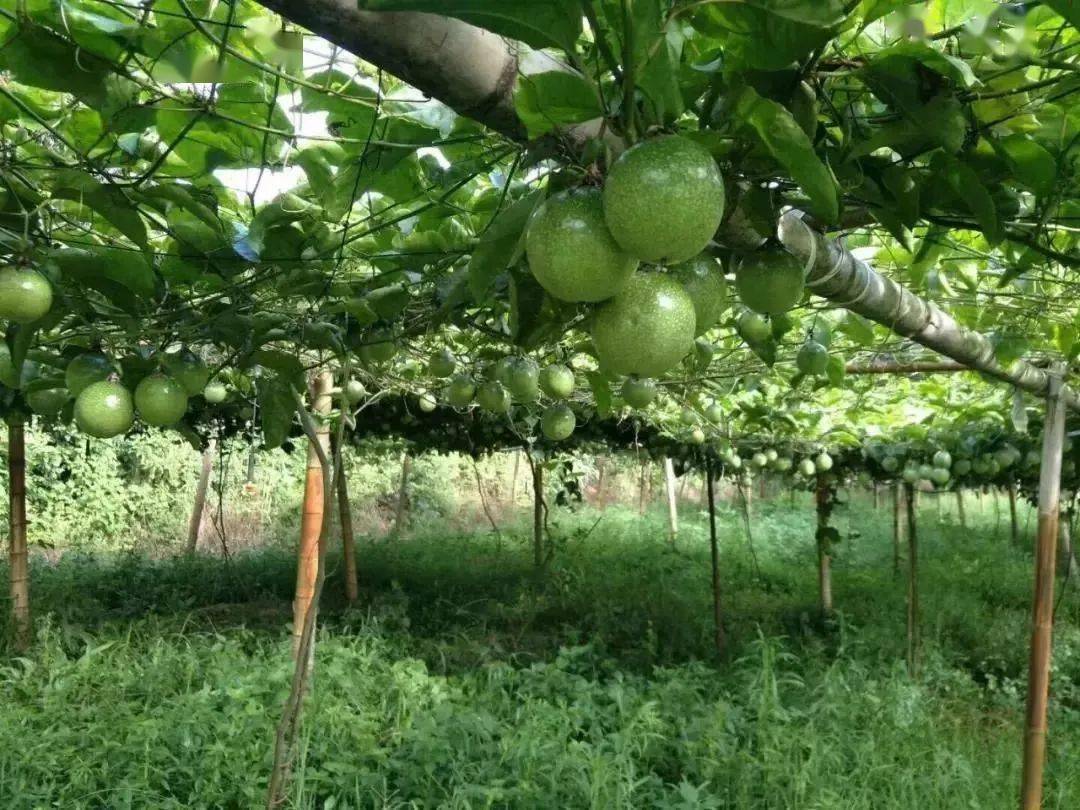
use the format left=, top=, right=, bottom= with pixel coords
left=905, top=482, right=920, bottom=677
left=664, top=457, right=678, bottom=546
left=815, top=474, right=834, bottom=616
left=956, top=489, right=967, bottom=529
left=392, top=452, right=411, bottom=539
left=873, top=483, right=880, bottom=510
left=509, top=450, right=520, bottom=505
left=331, top=435, right=358, bottom=604
left=1009, top=478, right=1020, bottom=547
left=7, top=419, right=30, bottom=651
left=532, top=460, right=544, bottom=570
left=293, top=372, right=332, bottom=662
left=1020, top=368, right=1067, bottom=810
left=706, top=458, right=725, bottom=655
left=637, top=459, right=648, bottom=515
left=186, top=438, right=216, bottom=554
left=893, top=483, right=904, bottom=578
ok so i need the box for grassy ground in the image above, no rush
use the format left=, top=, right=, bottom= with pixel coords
left=1, top=490, right=1079, bottom=808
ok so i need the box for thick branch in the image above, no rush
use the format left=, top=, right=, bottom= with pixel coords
left=779, top=210, right=1079, bottom=409
left=845, top=361, right=968, bottom=375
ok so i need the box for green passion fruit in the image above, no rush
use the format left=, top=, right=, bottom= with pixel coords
left=539, top=364, right=575, bottom=400
left=26, top=386, right=68, bottom=417
left=427, top=348, right=456, bottom=378
left=525, top=187, right=638, bottom=303
left=65, top=352, right=115, bottom=397
left=135, top=375, right=189, bottom=427
left=591, top=273, right=696, bottom=378
left=164, top=350, right=210, bottom=396
left=358, top=329, right=398, bottom=366
left=345, top=379, right=367, bottom=404
left=669, top=254, right=726, bottom=336
left=798, top=458, right=817, bottom=477
left=476, top=381, right=511, bottom=414
left=75, top=380, right=134, bottom=438
left=621, top=376, right=657, bottom=409
left=689, top=427, right=706, bottom=445
left=505, top=358, right=540, bottom=402
left=932, top=450, right=952, bottom=469
left=735, top=248, right=805, bottom=315
left=0, top=266, right=53, bottom=324
left=203, top=382, right=228, bottom=404
left=796, top=341, right=829, bottom=376
left=737, top=309, right=771, bottom=344
left=541, top=404, right=576, bottom=441
left=603, top=135, right=725, bottom=263
left=417, top=392, right=437, bottom=412
left=446, top=374, right=476, bottom=408
left=815, top=452, right=834, bottom=472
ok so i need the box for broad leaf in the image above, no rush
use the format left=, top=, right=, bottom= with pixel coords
left=514, top=72, right=604, bottom=139
left=468, top=189, right=544, bottom=300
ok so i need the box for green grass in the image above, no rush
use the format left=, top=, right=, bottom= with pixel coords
left=2, top=492, right=1079, bottom=808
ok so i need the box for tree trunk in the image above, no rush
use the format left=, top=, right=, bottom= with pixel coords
left=779, top=210, right=1080, bottom=411
left=7, top=420, right=29, bottom=651
left=331, top=436, right=358, bottom=604
left=893, top=483, right=904, bottom=578
left=905, top=482, right=920, bottom=677
left=815, top=474, right=834, bottom=616
left=293, top=372, right=332, bottom=662
left=392, top=452, right=411, bottom=539
left=1009, top=478, right=1020, bottom=547
left=186, top=438, right=216, bottom=554
left=1020, top=366, right=1067, bottom=810
left=706, top=459, right=725, bottom=655
left=956, top=489, right=967, bottom=528
left=532, top=461, right=544, bottom=570
left=664, top=457, right=678, bottom=546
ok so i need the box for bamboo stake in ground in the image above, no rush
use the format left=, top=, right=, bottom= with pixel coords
left=664, top=457, right=678, bottom=545
left=637, top=459, right=648, bottom=515
left=292, top=372, right=332, bottom=662
left=532, top=458, right=544, bottom=570
left=186, top=438, right=216, bottom=554
left=905, top=482, right=920, bottom=677
left=956, top=489, right=967, bottom=529
left=705, top=458, right=725, bottom=656
left=1021, top=368, right=1067, bottom=810
left=391, top=452, right=411, bottom=539
left=7, top=419, right=29, bottom=651
left=815, top=473, right=834, bottom=616
left=893, top=483, right=904, bottom=577
left=1009, top=478, right=1020, bottom=547
left=330, top=435, right=358, bottom=603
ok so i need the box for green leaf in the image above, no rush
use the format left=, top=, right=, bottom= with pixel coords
left=468, top=189, right=544, bottom=301
left=357, top=1, right=583, bottom=52
left=695, top=1, right=845, bottom=71
left=514, top=72, right=604, bottom=140
left=52, top=172, right=148, bottom=250
left=248, top=350, right=306, bottom=390
left=585, top=372, right=613, bottom=419
left=0, top=24, right=113, bottom=105
left=931, top=153, right=1002, bottom=246
left=732, top=86, right=839, bottom=223
left=825, top=355, right=846, bottom=387
left=1042, top=1, right=1080, bottom=29
left=993, top=135, right=1056, bottom=197
left=47, top=248, right=156, bottom=300
left=859, top=0, right=921, bottom=25
left=258, top=375, right=297, bottom=450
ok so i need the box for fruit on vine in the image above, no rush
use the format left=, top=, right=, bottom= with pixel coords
left=670, top=254, right=727, bottom=336
left=621, top=376, right=657, bottom=409
left=796, top=341, right=829, bottom=376
left=930, top=467, right=951, bottom=486
left=203, top=382, right=228, bottom=404
left=918, top=464, right=935, bottom=481
left=881, top=455, right=900, bottom=473
left=358, top=329, right=398, bottom=366
left=27, top=387, right=68, bottom=417
left=541, top=404, right=576, bottom=441
left=418, top=392, right=437, bottom=412
left=345, top=379, right=367, bottom=404
left=773, top=457, right=793, bottom=472
left=476, top=381, right=510, bottom=414
left=65, top=352, right=114, bottom=397
left=902, top=466, right=919, bottom=484
left=680, top=407, right=697, bottom=426
left=75, top=380, right=134, bottom=438
left=751, top=452, right=768, bottom=468
left=446, top=374, right=476, bottom=408
left=492, top=356, right=514, bottom=385
left=427, top=348, right=455, bottom=378
left=953, top=458, right=973, bottom=476
left=135, top=375, right=189, bottom=427
left=591, top=274, right=696, bottom=377
left=798, top=458, right=816, bottom=477
left=735, top=248, right=805, bottom=315
left=0, top=266, right=53, bottom=324
left=505, top=358, right=540, bottom=402
left=765, top=449, right=778, bottom=462
left=704, top=403, right=723, bottom=423
left=603, top=135, right=725, bottom=263
left=932, top=450, right=952, bottom=469
left=727, top=454, right=743, bottom=470
left=693, top=339, right=715, bottom=370
left=815, top=452, right=834, bottom=472
left=689, top=427, right=706, bottom=445
left=525, top=188, right=638, bottom=302
left=165, top=350, right=210, bottom=396
left=737, top=309, right=771, bottom=343
left=539, top=364, right=575, bottom=400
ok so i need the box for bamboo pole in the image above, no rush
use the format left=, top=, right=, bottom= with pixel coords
left=509, top=450, right=520, bottom=504
left=893, top=482, right=903, bottom=578
left=392, top=452, right=411, bottom=538
left=664, top=457, right=678, bottom=545
left=957, top=489, right=967, bottom=529
left=532, top=460, right=544, bottom=570
left=706, top=458, right=725, bottom=655
left=1009, top=478, right=1020, bottom=547
left=905, top=482, right=920, bottom=677
left=186, top=438, right=216, bottom=554
left=815, top=474, right=834, bottom=615
left=331, top=436, right=358, bottom=603
left=7, top=419, right=29, bottom=651
left=292, top=372, right=332, bottom=661
left=1020, top=368, right=1067, bottom=810
left=637, top=459, right=648, bottom=515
